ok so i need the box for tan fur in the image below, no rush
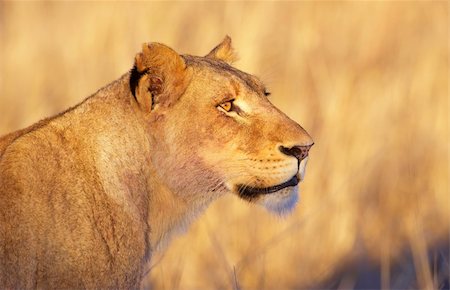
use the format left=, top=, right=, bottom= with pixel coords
left=0, top=37, right=313, bottom=289
left=205, top=35, right=239, bottom=64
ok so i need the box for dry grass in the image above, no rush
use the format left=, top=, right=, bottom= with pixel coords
left=0, top=2, right=448, bottom=289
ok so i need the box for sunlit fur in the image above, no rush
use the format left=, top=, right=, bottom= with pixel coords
left=0, top=37, right=312, bottom=288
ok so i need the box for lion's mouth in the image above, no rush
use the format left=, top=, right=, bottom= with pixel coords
left=237, top=175, right=299, bottom=199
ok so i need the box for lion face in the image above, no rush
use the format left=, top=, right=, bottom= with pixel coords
left=132, top=37, right=313, bottom=215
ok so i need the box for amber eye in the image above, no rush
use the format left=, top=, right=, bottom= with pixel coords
left=218, top=100, right=234, bottom=112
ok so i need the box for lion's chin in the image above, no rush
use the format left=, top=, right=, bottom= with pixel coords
left=256, top=186, right=299, bottom=215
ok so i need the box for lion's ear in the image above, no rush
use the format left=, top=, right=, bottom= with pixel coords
left=131, top=43, right=190, bottom=112
left=205, top=36, right=238, bottom=64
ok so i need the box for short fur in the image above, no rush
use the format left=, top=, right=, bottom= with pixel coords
left=0, top=36, right=313, bottom=289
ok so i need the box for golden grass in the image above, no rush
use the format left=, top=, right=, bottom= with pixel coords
left=0, top=2, right=448, bottom=289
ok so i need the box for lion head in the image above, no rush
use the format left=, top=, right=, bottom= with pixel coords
left=131, top=36, right=313, bottom=215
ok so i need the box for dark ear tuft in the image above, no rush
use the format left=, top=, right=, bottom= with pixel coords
left=129, top=64, right=147, bottom=98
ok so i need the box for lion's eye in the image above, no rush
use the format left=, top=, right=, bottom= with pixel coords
left=218, top=100, right=234, bottom=112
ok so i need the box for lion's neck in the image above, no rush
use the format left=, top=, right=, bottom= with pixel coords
left=144, top=168, right=204, bottom=251
left=85, top=75, right=208, bottom=253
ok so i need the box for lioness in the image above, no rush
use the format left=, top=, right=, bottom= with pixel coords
left=0, top=36, right=313, bottom=288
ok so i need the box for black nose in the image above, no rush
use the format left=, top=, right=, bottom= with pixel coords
left=279, top=144, right=314, bottom=161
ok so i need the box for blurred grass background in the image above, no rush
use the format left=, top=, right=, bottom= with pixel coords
left=0, top=1, right=448, bottom=289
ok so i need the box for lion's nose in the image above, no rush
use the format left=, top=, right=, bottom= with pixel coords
left=279, top=143, right=314, bottom=161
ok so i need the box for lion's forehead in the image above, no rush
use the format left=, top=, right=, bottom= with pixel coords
left=182, top=55, right=264, bottom=94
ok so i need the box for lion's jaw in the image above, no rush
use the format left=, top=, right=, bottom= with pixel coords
left=254, top=156, right=309, bottom=215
